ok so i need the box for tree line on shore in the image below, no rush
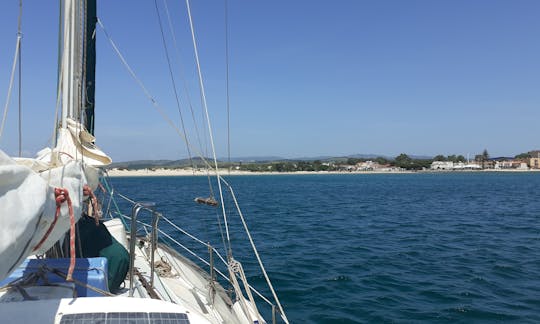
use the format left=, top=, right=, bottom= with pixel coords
left=234, top=149, right=532, bottom=172
left=236, top=154, right=427, bottom=172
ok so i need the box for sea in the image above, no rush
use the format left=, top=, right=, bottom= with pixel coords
left=109, top=172, right=540, bottom=323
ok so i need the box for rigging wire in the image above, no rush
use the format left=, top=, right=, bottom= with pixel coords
left=99, top=4, right=232, bottom=261
left=163, top=0, right=224, bottom=257
left=173, top=0, right=213, bottom=197
left=161, top=0, right=218, bottom=257
left=96, top=18, right=214, bottom=172
left=225, top=0, right=231, bottom=174
left=81, top=0, right=88, bottom=126
left=98, top=13, right=288, bottom=320
left=52, top=0, right=64, bottom=148
left=75, top=0, right=82, bottom=162
left=0, top=3, right=23, bottom=143
left=220, top=176, right=290, bottom=323
left=223, top=1, right=236, bottom=282
left=183, top=0, right=231, bottom=298
left=162, top=0, right=205, bottom=170
left=153, top=0, right=194, bottom=170
left=17, top=0, right=23, bottom=156
left=184, top=0, right=232, bottom=257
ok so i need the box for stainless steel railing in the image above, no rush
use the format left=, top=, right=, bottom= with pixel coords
left=109, top=194, right=282, bottom=322
left=128, top=201, right=156, bottom=297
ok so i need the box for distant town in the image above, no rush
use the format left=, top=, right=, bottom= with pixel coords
left=233, top=149, right=539, bottom=173
left=109, top=150, right=540, bottom=173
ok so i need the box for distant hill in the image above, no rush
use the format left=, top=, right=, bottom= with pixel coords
left=228, top=156, right=285, bottom=162
left=109, top=157, right=210, bottom=170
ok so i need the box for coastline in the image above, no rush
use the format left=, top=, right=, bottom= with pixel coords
left=105, top=168, right=540, bottom=177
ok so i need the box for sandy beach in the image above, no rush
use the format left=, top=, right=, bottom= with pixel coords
left=105, top=167, right=540, bottom=177
left=105, top=168, right=415, bottom=177
left=106, top=168, right=256, bottom=177
left=106, top=168, right=359, bottom=177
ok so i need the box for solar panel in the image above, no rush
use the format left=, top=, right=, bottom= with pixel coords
left=59, top=312, right=190, bottom=324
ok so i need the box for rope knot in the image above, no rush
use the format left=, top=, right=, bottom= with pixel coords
left=54, top=188, right=69, bottom=205
left=82, top=185, right=91, bottom=197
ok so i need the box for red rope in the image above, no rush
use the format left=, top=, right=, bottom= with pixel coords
left=33, top=188, right=65, bottom=251
left=65, top=189, right=75, bottom=282
left=32, top=187, right=76, bottom=282
left=83, top=184, right=101, bottom=225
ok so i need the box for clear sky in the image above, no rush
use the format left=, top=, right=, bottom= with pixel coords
left=0, top=1, right=539, bottom=162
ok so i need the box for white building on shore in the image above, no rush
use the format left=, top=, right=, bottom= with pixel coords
left=431, top=161, right=482, bottom=170
left=430, top=161, right=454, bottom=170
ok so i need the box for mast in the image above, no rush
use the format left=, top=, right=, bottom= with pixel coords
left=60, top=0, right=87, bottom=130
left=83, top=0, right=96, bottom=135
left=52, top=0, right=111, bottom=166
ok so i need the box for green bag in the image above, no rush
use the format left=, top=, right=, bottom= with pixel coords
left=76, top=216, right=130, bottom=292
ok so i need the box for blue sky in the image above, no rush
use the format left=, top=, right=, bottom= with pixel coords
left=0, top=1, right=539, bottom=161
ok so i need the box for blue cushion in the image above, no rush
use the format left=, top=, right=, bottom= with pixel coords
left=0, top=257, right=109, bottom=297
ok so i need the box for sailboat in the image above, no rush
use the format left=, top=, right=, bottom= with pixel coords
left=0, top=1, right=288, bottom=323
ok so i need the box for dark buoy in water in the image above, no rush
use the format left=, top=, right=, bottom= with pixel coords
left=194, top=197, right=219, bottom=207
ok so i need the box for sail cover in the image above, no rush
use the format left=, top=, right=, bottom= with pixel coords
left=37, top=118, right=112, bottom=167
left=0, top=149, right=89, bottom=280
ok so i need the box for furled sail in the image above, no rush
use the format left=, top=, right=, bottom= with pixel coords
left=36, top=118, right=112, bottom=167
left=0, top=115, right=108, bottom=281
left=0, top=149, right=90, bottom=280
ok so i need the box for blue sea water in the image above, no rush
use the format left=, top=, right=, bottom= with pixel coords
left=109, top=173, right=540, bottom=323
